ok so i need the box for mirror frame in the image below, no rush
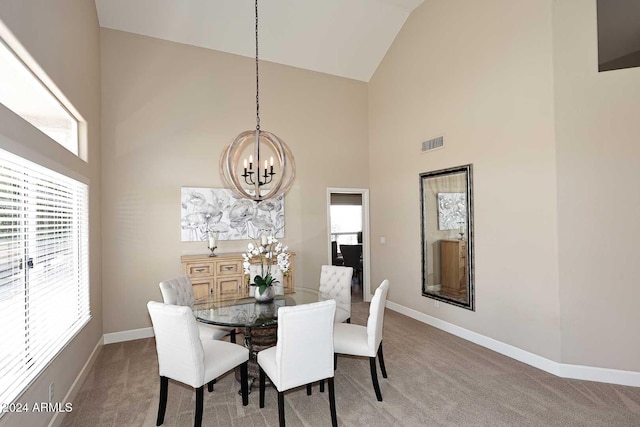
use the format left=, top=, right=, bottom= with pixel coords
left=419, top=164, right=475, bottom=311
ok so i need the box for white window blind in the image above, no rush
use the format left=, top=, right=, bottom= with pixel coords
left=0, top=148, right=89, bottom=406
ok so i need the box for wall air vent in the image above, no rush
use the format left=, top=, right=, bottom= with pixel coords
left=421, top=136, right=444, bottom=153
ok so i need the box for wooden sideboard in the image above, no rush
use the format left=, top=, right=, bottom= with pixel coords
left=440, top=239, right=467, bottom=295
left=181, top=252, right=295, bottom=300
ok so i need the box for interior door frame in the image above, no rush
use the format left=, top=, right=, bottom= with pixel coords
left=326, top=187, right=371, bottom=302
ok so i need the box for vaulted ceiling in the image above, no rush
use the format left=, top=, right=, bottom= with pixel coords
left=95, top=0, right=424, bottom=82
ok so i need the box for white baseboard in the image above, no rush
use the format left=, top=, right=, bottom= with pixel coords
left=49, top=337, right=103, bottom=427
left=103, top=327, right=154, bottom=344
left=385, top=301, right=640, bottom=388
left=558, top=363, right=640, bottom=387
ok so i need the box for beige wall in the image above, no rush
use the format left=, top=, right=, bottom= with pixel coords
left=0, top=1, right=102, bottom=426
left=368, top=0, right=561, bottom=361
left=370, top=0, right=640, bottom=373
left=554, top=0, right=640, bottom=371
left=100, top=29, right=369, bottom=333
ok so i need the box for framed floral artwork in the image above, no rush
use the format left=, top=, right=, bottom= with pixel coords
left=180, top=187, right=284, bottom=242
left=437, top=192, right=466, bottom=231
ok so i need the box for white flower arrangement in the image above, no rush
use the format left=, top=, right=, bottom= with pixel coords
left=242, top=235, right=290, bottom=295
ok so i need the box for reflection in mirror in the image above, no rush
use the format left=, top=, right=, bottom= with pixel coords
left=420, top=164, right=474, bottom=310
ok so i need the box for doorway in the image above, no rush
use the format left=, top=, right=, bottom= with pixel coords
left=326, top=188, right=371, bottom=302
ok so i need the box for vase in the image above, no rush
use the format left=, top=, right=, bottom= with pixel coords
left=254, top=285, right=275, bottom=303
left=254, top=301, right=277, bottom=318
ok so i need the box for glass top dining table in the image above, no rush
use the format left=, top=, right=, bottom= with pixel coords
left=193, top=287, right=347, bottom=328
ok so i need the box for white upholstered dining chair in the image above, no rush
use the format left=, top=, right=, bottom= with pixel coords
left=333, top=279, right=390, bottom=401
left=147, top=301, right=249, bottom=427
left=319, top=265, right=353, bottom=323
left=257, top=300, right=338, bottom=427
left=159, top=276, right=236, bottom=343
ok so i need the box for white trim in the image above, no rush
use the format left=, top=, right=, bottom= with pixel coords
left=558, top=364, right=640, bottom=388
left=327, top=187, right=371, bottom=302
left=103, top=327, right=154, bottom=344
left=385, top=301, right=640, bottom=387
left=48, top=337, right=103, bottom=427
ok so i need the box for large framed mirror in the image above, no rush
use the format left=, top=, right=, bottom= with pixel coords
left=420, top=164, right=474, bottom=310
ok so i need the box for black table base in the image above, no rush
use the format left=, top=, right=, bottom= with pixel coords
left=235, top=325, right=278, bottom=389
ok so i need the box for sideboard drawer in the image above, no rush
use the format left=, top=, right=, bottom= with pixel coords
left=215, top=259, right=243, bottom=276
left=185, top=262, right=214, bottom=277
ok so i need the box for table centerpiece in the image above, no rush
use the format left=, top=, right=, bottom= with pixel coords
left=242, top=234, right=290, bottom=302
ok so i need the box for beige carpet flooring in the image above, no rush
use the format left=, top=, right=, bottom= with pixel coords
left=60, top=301, right=640, bottom=427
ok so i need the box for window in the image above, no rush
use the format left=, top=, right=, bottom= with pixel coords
left=330, top=205, right=362, bottom=248
left=0, top=148, right=89, bottom=406
left=0, top=39, right=79, bottom=155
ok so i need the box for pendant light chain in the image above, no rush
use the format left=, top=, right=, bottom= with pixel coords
left=255, top=0, right=260, bottom=132
left=219, top=0, right=296, bottom=202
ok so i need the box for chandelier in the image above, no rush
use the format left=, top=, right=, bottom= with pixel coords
left=219, top=0, right=296, bottom=202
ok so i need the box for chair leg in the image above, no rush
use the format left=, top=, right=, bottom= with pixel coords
left=320, top=379, right=325, bottom=393
left=306, top=384, right=312, bottom=395
left=195, top=386, right=204, bottom=427
left=230, top=329, right=236, bottom=343
left=259, top=367, right=266, bottom=408
left=156, top=376, right=168, bottom=426
left=346, top=318, right=351, bottom=324
left=240, top=361, right=249, bottom=406
left=207, top=380, right=214, bottom=392
left=378, top=342, right=388, bottom=378
left=278, top=391, right=285, bottom=427
left=369, top=357, right=383, bottom=402
left=328, top=377, right=338, bottom=427
left=334, top=353, right=337, bottom=370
